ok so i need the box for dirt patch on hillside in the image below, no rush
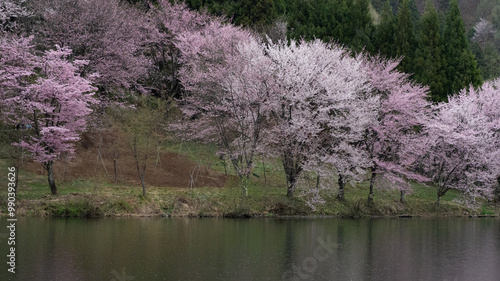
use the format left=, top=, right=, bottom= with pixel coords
left=23, top=130, right=230, bottom=188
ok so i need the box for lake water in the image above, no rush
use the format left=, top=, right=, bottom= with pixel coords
left=0, top=217, right=499, bottom=281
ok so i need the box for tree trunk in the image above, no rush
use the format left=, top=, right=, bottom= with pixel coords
left=241, top=175, right=249, bottom=197
left=113, top=159, right=117, bottom=183
left=368, top=168, right=376, bottom=203
left=283, top=150, right=301, bottom=198
left=262, top=161, right=267, bottom=182
left=139, top=164, right=147, bottom=197
left=400, top=190, right=406, bottom=204
left=496, top=176, right=500, bottom=202
left=45, top=161, right=57, bottom=195
left=337, top=174, right=345, bottom=201
left=285, top=168, right=299, bottom=198
left=286, top=179, right=296, bottom=198
left=141, top=175, right=146, bottom=197
left=436, top=186, right=448, bottom=205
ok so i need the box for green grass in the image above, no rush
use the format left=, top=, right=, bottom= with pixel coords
left=0, top=142, right=498, bottom=218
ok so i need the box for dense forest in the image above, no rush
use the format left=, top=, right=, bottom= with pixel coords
left=1, top=0, right=500, bottom=213
left=182, top=0, right=500, bottom=101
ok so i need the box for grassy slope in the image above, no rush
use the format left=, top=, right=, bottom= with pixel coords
left=0, top=142, right=498, bottom=217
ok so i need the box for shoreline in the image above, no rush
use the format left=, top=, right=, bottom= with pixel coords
left=2, top=191, right=498, bottom=218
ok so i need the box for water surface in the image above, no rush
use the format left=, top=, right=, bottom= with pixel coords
left=0, top=217, right=498, bottom=280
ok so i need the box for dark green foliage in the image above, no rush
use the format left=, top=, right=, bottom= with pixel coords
left=389, top=0, right=400, bottom=12
left=394, top=0, right=417, bottom=74
left=409, top=0, right=420, bottom=27
left=442, top=0, right=482, bottom=98
left=236, top=0, right=277, bottom=27
left=287, top=0, right=374, bottom=52
left=374, top=0, right=397, bottom=57
left=471, top=42, right=500, bottom=81
left=372, top=0, right=385, bottom=12
left=183, top=0, right=375, bottom=52
left=414, top=1, right=447, bottom=101
left=471, top=0, right=500, bottom=80
left=351, top=0, right=376, bottom=52
left=274, top=0, right=286, bottom=14
left=437, top=0, right=449, bottom=11
left=183, top=0, right=278, bottom=28
left=178, top=0, right=490, bottom=99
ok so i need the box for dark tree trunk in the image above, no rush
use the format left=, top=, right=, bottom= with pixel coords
left=286, top=176, right=298, bottom=198
left=282, top=149, right=301, bottom=198
left=368, top=168, right=376, bottom=203
left=436, top=185, right=449, bottom=205
left=496, top=176, right=500, bottom=202
left=137, top=163, right=146, bottom=197
left=262, top=161, right=267, bottom=182
left=400, top=190, right=406, bottom=204
left=337, top=174, right=345, bottom=201
left=241, top=175, right=249, bottom=197
left=113, top=159, right=118, bottom=183
left=45, top=161, right=57, bottom=195
left=141, top=175, right=146, bottom=197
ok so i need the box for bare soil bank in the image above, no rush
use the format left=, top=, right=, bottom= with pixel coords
left=23, top=132, right=229, bottom=189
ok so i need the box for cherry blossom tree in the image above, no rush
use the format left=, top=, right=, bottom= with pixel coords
left=461, top=78, right=500, bottom=203
left=29, top=0, right=152, bottom=95
left=472, top=18, right=496, bottom=47
left=362, top=56, right=431, bottom=203
left=173, top=11, right=273, bottom=196
left=148, top=0, right=213, bottom=102
left=0, top=36, right=97, bottom=195
left=264, top=39, right=377, bottom=198
left=484, top=78, right=500, bottom=201
left=0, top=0, right=31, bottom=33
left=420, top=86, right=500, bottom=205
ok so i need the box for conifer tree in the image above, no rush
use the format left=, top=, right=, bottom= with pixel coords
left=350, top=0, right=375, bottom=53
left=374, top=0, right=397, bottom=58
left=414, top=1, right=447, bottom=102
left=409, top=0, right=420, bottom=28
left=442, top=0, right=482, bottom=96
left=237, top=0, right=277, bottom=28
left=394, top=0, right=417, bottom=74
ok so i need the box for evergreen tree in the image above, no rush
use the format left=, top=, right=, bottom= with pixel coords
left=409, top=0, right=420, bottom=28
left=350, top=0, right=375, bottom=53
left=332, top=0, right=351, bottom=43
left=237, top=0, right=277, bottom=27
left=394, top=0, right=417, bottom=74
left=414, top=1, right=447, bottom=102
left=274, top=0, right=286, bottom=14
left=442, top=0, right=482, bottom=97
left=471, top=42, right=500, bottom=81
left=374, top=0, right=397, bottom=58
left=437, top=0, right=449, bottom=11
left=286, top=0, right=374, bottom=53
